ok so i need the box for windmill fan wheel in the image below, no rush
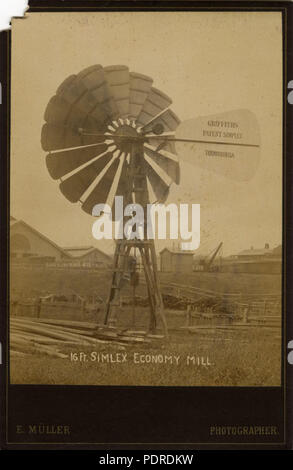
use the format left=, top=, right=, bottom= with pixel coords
left=42, top=65, right=181, bottom=215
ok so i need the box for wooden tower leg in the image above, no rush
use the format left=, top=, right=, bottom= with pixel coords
left=139, top=242, right=168, bottom=338
left=149, top=241, right=169, bottom=339
left=139, top=245, right=157, bottom=333
left=104, top=240, right=130, bottom=325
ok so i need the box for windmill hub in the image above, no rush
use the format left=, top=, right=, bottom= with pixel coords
left=110, top=122, right=142, bottom=153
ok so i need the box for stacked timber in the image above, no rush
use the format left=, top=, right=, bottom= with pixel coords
left=10, top=317, right=160, bottom=358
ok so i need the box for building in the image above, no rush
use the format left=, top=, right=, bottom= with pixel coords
left=160, top=248, right=194, bottom=273
left=10, top=217, right=69, bottom=263
left=236, top=243, right=271, bottom=261
left=221, top=243, right=282, bottom=274
left=270, top=244, right=282, bottom=257
left=62, top=246, right=112, bottom=268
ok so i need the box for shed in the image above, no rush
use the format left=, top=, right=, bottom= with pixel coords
left=160, top=248, right=194, bottom=273
left=62, top=246, right=112, bottom=268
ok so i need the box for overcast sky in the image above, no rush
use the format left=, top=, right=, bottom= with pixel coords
left=11, top=11, right=283, bottom=256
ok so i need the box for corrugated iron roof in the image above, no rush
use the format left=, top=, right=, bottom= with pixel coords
left=159, top=248, right=194, bottom=255
left=10, top=219, right=71, bottom=258
left=63, top=246, right=112, bottom=260
left=238, top=249, right=271, bottom=256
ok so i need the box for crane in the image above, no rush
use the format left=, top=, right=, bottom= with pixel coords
left=200, top=242, right=223, bottom=272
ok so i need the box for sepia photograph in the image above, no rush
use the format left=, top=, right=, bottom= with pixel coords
left=9, top=10, right=283, bottom=388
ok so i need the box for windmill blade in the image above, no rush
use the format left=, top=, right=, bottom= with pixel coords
left=82, top=157, right=121, bottom=215
left=144, top=146, right=180, bottom=184
left=60, top=66, right=112, bottom=118
left=60, top=72, right=102, bottom=112
left=75, top=65, right=119, bottom=121
left=45, top=91, right=107, bottom=137
left=104, top=65, right=130, bottom=118
left=66, top=106, right=101, bottom=132
left=77, top=64, right=105, bottom=82
left=48, top=66, right=119, bottom=125
left=46, top=143, right=109, bottom=180
left=175, top=109, right=260, bottom=181
left=112, top=161, right=129, bottom=219
left=147, top=135, right=177, bottom=155
left=42, top=67, right=116, bottom=151
left=113, top=157, right=129, bottom=200
left=59, top=151, right=114, bottom=202
left=142, top=108, right=180, bottom=134
left=41, top=123, right=82, bottom=152
left=44, top=94, right=72, bottom=126
left=128, top=72, right=153, bottom=120
left=107, top=153, right=129, bottom=217
left=41, top=121, right=106, bottom=152
left=56, top=74, right=76, bottom=95
left=136, top=87, right=172, bottom=126
left=80, top=115, right=108, bottom=146
left=144, top=159, right=170, bottom=203
left=76, top=65, right=119, bottom=121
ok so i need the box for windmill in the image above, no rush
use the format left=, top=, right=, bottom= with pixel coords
left=41, top=64, right=260, bottom=337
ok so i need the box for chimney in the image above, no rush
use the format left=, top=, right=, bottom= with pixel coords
left=265, top=243, right=269, bottom=249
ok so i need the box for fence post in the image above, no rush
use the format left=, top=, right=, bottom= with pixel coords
left=185, top=305, right=192, bottom=327
left=36, top=297, right=42, bottom=319
left=242, top=304, right=249, bottom=324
